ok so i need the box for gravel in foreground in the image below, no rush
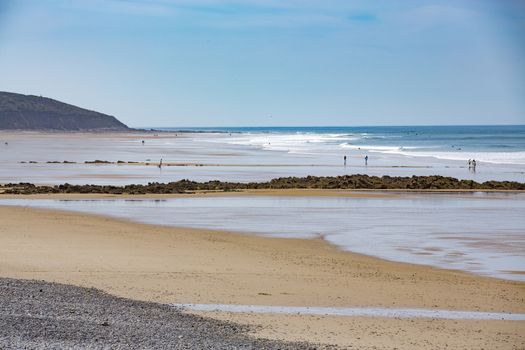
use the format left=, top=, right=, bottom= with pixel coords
left=0, top=278, right=333, bottom=349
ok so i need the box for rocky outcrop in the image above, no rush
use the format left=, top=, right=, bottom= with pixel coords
left=1, top=175, right=524, bottom=195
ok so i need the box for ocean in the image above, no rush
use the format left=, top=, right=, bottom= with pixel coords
left=159, top=125, right=525, bottom=165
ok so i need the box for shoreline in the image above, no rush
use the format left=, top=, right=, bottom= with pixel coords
left=1, top=204, right=524, bottom=348
left=1, top=190, right=523, bottom=282
left=1, top=187, right=524, bottom=201
left=2, top=131, right=525, bottom=185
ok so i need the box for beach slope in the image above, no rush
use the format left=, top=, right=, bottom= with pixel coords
left=0, top=204, right=523, bottom=348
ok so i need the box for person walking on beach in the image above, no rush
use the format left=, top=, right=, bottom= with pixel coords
left=472, top=159, right=476, bottom=172
left=364, top=155, right=368, bottom=165
left=158, top=158, right=163, bottom=169
left=344, top=155, right=347, bottom=166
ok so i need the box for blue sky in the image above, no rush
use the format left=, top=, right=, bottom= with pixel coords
left=0, top=0, right=524, bottom=127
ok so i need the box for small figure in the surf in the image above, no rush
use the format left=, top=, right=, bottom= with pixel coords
left=468, top=159, right=477, bottom=172
left=343, top=155, right=347, bottom=167
left=158, top=158, right=163, bottom=169
left=142, top=140, right=145, bottom=145
left=364, top=155, right=368, bottom=165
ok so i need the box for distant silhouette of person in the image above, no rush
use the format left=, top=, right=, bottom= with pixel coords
left=344, top=155, right=347, bottom=166
left=364, top=155, right=368, bottom=165
left=142, top=140, right=145, bottom=145
left=158, top=158, right=163, bottom=169
left=472, top=159, right=477, bottom=172
left=4, top=142, right=7, bottom=146
left=468, top=159, right=472, bottom=170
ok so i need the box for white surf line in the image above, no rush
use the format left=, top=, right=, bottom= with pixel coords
left=171, top=304, right=525, bottom=321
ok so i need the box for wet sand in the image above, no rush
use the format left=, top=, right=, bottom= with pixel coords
left=2, top=191, right=524, bottom=280
left=2, top=131, right=524, bottom=185
left=0, top=188, right=398, bottom=199
left=0, top=204, right=523, bottom=348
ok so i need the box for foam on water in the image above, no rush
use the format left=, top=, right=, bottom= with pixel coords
left=380, top=150, right=525, bottom=165
left=207, top=128, right=525, bottom=165
left=218, top=133, right=354, bottom=154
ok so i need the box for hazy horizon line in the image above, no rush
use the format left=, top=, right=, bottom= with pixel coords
left=136, top=124, right=525, bottom=129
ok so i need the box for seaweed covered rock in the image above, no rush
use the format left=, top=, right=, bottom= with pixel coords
left=1, top=175, right=524, bottom=195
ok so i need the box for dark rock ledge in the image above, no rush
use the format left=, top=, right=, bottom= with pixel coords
left=0, top=175, right=524, bottom=195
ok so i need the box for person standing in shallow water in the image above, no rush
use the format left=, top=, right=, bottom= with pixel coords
left=365, top=155, right=368, bottom=165
left=343, top=155, right=347, bottom=166
left=468, top=159, right=477, bottom=172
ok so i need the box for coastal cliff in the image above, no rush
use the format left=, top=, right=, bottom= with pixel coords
left=0, top=91, right=128, bottom=131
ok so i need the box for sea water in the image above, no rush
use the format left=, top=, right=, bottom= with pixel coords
left=162, top=125, right=525, bottom=165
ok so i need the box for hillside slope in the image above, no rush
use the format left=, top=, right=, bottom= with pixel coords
left=0, top=92, right=129, bottom=131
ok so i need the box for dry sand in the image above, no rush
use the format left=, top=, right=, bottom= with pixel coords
left=194, top=312, right=525, bottom=349
left=0, top=204, right=524, bottom=349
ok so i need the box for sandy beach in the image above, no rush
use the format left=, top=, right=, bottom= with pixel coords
left=1, top=201, right=524, bottom=349
left=3, top=1, right=525, bottom=347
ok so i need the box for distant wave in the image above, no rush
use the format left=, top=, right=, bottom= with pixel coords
left=202, top=129, right=525, bottom=165
left=340, top=143, right=525, bottom=164
left=221, top=133, right=356, bottom=154
left=340, top=143, right=423, bottom=151
left=382, top=149, right=525, bottom=165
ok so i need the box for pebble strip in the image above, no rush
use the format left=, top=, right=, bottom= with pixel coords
left=0, top=278, right=333, bottom=349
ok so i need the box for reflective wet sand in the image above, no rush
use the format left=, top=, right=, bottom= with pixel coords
left=1, top=132, right=524, bottom=184
left=1, top=192, right=524, bottom=281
